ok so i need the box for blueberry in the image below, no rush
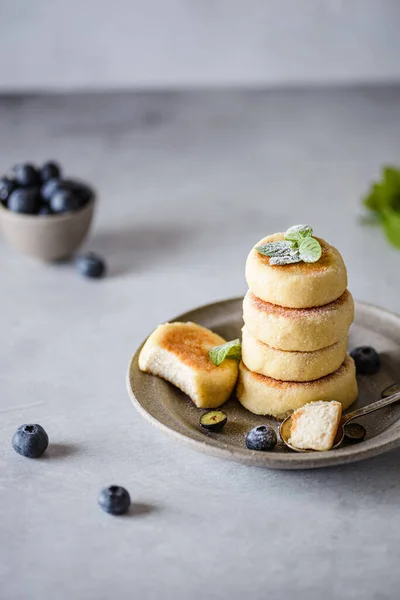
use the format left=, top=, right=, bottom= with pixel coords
left=350, top=346, right=380, bottom=375
left=38, top=205, right=53, bottom=216
left=76, top=253, right=106, bottom=278
left=12, top=163, right=40, bottom=187
left=41, top=177, right=61, bottom=201
left=12, top=424, right=49, bottom=458
left=200, top=410, right=227, bottom=432
left=98, top=485, right=131, bottom=515
left=8, top=187, right=40, bottom=214
left=60, top=179, right=94, bottom=205
left=41, top=161, right=61, bottom=182
left=0, top=177, right=16, bottom=203
left=344, top=423, right=366, bottom=444
left=50, top=189, right=81, bottom=213
left=246, top=425, right=277, bottom=451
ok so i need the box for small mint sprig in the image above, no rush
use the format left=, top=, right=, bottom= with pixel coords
left=256, top=224, right=322, bottom=266
left=209, top=339, right=242, bottom=366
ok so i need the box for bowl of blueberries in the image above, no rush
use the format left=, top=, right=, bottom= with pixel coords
left=0, top=161, right=96, bottom=262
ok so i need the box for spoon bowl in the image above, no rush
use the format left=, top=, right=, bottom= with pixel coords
left=279, top=390, right=400, bottom=452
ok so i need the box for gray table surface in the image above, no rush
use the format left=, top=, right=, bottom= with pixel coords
left=2, top=88, right=400, bottom=600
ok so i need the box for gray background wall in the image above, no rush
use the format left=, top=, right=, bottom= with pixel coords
left=1, top=0, right=400, bottom=91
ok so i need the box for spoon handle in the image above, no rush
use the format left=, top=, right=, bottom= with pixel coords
left=342, top=390, right=400, bottom=425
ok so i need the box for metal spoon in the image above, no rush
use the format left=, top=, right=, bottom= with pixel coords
left=279, top=390, right=400, bottom=452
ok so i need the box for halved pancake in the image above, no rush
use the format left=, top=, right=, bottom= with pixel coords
left=236, top=355, right=357, bottom=419
left=139, top=322, right=239, bottom=409
left=241, top=326, right=348, bottom=382
left=243, top=289, right=354, bottom=351
left=245, top=233, right=347, bottom=308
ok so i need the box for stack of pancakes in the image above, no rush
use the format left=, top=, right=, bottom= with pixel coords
left=237, top=233, right=358, bottom=419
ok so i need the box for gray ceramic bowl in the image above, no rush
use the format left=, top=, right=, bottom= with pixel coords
left=0, top=197, right=95, bottom=261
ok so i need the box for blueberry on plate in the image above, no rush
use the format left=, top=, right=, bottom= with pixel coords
left=0, top=177, right=15, bottom=203
left=246, top=425, right=277, bottom=451
left=350, top=346, right=380, bottom=375
left=381, top=383, right=400, bottom=398
left=50, top=189, right=81, bottom=213
left=8, top=187, right=40, bottom=214
left=76, top=253, right=106, bottom=279
left=38, top=205, right=53, bottom=216
left=12, top=424, right=49, bottom=458
left=41, top=161, right=61, bottom=182
left=343, top=423, right=366, bottom=444
left=98, top=485, right=131, bottom=515
left=41, top=177, right=61, bottom=201
left=12, top=163, right=40, bottom=187
left=200, top=410, right=227, bottom=432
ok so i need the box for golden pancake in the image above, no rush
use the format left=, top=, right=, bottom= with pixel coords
left=241, top=326, right=348, bottom=382
left=243, top=289, right=354, bottom=351
left=245, top=233, right=347, bottom=308
left=236, top=356, right=357, bottom=419
left=139, top=322, right=238, bottom=408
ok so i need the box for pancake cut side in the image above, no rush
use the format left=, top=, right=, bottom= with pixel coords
left=139, top=322, right=239, bottom=408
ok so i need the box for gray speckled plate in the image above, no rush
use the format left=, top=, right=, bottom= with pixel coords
left=127, top=298, right=400, bottom=470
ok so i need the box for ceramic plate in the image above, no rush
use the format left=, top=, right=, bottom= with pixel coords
left=127, top=298, right=400, bottom=470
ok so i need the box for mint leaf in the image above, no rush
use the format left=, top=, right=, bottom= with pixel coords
left=256, top=240, right=301, bottom=266
left=256, top=240, right=295, bottom=257
left=270, top=253, right=301, bottom=265
left=285, top=224, right=313, bottom=242
left=255, top=225, right=321, bottom=266
left=209, top=339, right=242, bottom=366
left=298, top=236, right=322, bottom=263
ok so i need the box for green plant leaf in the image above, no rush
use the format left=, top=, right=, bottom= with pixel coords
left=285, top=224, right=313, bottom=242
left=298, top=236, right=322, bottom=263
left=382, top=207, right=400, bottom=249
left=209, top=339, right=242, bottom=366
left=363, top=182, right=383, bottom=212
left=363, top=167, right=400, bottom=213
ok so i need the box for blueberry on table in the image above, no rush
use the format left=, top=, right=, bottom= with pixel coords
left=200, top=410, right=227, bottom=432
left=344, top=423, right=366, bottom=444
left=8, top=187, right=40, bottom=214
left=350, top=346, right=380, bottom=375
left=76, top=253, right=106, bottom=279
left=0, top=177, right=15, bottom=203
left=41, top=161, right=61, bottom=182
left=98, top=486, right=131, bottom=515
left=381, top=383, right=400, bottom=398
left=50, top=189, right=81, bottom=213
left=246, top=425, right=277, bottom=451
left=12, top=163, right=40, bottom=187
left=41, top=177, right=60, bottom=201
left=12, top=424, right=49, bottom=458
